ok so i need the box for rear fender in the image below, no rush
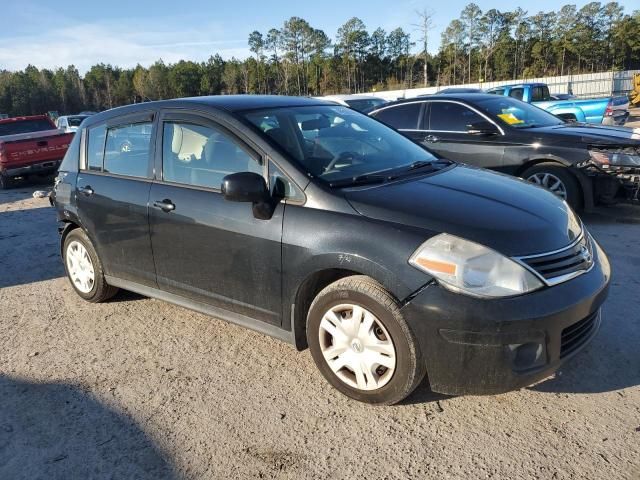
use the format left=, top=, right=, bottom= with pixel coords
left=545, top=105, right=586, bottom=122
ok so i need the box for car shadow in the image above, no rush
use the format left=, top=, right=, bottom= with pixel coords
left=0, top=206, right=64, bottom=288
left=0, top=376, right=177, bottom=479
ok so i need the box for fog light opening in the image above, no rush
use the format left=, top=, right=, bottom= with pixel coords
left=510, top=342, right=545, bottom=371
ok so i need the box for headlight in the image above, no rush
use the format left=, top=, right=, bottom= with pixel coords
left=589, top=149, right=640, bottom=167
left=409, top=234, right=543, bottom=298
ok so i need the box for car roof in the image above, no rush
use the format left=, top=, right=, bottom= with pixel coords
left=83, top=95, right=336, bottom=127
left=322, top=94, right=383, bottom=101
left=371, top=93, right=499, bottom=111
left=494, top=83, right=545, bottom=89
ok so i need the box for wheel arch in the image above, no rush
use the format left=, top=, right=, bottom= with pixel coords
left=288, top=255, right=418, bottom=351
left=516, top=159, right=593, bottom=210
left=59, top=220, right=81, bottom=256
left=291, top=268, right=362, bottom=350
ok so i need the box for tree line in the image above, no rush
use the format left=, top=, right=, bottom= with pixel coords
left=1, top=1, right=639, bottom=117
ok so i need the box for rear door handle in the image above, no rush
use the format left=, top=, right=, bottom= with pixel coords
left=153, top=199, right=176, bottom=212
left=78, top=185, right=94, bottom=196
left=424, top=134, right=440, bottom=143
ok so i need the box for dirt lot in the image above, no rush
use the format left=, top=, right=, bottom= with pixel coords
left=0, top=186, right=639, bottom=480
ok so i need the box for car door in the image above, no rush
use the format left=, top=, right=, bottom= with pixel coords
left=75, top=112, right=157, bottom=287
left=148, top=111, right=284, bottom=326
left=421, top=100, right=505, bottom=169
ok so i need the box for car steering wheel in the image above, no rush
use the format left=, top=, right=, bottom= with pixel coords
left=323, top=151, right=362, bottom=173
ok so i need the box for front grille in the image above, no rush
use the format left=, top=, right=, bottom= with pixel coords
left=519, top=233, right=593, bottom=283
left=560, top=310, right=599, bottom=358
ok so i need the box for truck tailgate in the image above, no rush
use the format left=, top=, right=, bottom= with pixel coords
left=0, top=130, right=73, bottom=170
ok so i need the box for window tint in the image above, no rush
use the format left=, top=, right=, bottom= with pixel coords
left=509, top=88, right=524, bottom=101
left=489, top=88, right=505, bottom=95
left=162, top=121, right=261, bottom=189
left=373, top=103, right=422, bottom=130
left=86, top=124, right=106, bottom=171
left=531, top=86, right=550, bottom=102
left=429, top=102, right=484, bottom=131
left=103, top=123, right=152, bottom=178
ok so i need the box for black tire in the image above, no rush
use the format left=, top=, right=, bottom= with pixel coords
left=307, top=275, right=426, bottom=405
left=522, top=162, right=582, bottom=209
left=62, top=228, right=119, bottom=302
left=0, top=174, right=13, bottom=190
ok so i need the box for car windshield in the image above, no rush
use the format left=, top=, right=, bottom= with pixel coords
left=344, top=98, right=387, bottom=113
left=474, top=97, right=564, bottom=129
left=67, top=116, right=88, bottom=127
left=243, top=105, right=437, bottom=184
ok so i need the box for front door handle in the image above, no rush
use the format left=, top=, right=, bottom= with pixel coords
left=153, top=199, right=176, bottom=212
left=424, top=134, right=440, bottom=143
left=78, top=185, right=94, bottom=196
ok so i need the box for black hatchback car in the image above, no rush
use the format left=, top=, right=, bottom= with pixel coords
left=370, top=94, right=640, bottom=209
left=53, top=96, right=610, bottom=404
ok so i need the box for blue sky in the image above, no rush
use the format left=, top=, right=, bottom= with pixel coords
left=1, top=0, right=638, bottom=73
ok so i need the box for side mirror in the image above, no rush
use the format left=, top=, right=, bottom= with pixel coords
left=221, top=172, right=275, bottom=220
left=221, top=172, right=269, bottom=203
left=467, top=121, right=499, bottom=136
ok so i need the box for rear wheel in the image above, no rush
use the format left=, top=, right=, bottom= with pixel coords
left=63, top=228, right=118, bottom=302
left=523, top=163, right=582, bottom=209
left=307, top=276, right=425, bottom=405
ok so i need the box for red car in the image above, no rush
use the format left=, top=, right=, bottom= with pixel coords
left=0, top=115, right=74, bottom=188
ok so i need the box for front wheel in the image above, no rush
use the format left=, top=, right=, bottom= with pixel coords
left=307, top=276, right=425, bottom=405
left=522, top=163, right=582, bottom=209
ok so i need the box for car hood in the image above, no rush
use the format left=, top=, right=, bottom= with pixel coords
left=529, top=123, right=640, bottom=146
left=344, top=165, right=583, bottom=257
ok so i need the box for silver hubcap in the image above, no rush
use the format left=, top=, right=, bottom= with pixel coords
left=319, top=304, right=396, bottom=391
left=66, top=241, right=95, bottom=293
left=527, top=172, right=567, bottom=199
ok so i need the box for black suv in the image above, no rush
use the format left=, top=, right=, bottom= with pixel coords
left=370, top=94, right=640, bottom=209
left=53, top=96, right=610, bottom=404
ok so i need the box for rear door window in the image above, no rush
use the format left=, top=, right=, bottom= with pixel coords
left=373, top=103, right=422, bottom=130
left=103, top=122, right=152, bottom=178
left=429, top=102, right=484, bottom=132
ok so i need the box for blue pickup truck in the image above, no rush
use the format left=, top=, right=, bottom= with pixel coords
left=486, top=83, right=630, bottom=126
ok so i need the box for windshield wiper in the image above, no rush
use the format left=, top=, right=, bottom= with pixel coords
left=329, top=159, right=451, bottom=188
left=328, top=174, right=389, bottom=188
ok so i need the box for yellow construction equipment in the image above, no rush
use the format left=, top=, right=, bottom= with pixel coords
left=630, top=72, right=640, bottom=107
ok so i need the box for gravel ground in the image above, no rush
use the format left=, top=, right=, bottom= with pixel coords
left=0, top=186, right=639, bottom=480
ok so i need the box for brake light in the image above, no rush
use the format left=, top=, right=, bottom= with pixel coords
left=604, top=101, right=613, bottom=116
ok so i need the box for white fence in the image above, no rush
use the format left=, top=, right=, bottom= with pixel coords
left=362, top=70, right=640, bottom=101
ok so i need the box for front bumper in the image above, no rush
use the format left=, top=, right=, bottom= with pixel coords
left=401, top=240, right=611, bottom=396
